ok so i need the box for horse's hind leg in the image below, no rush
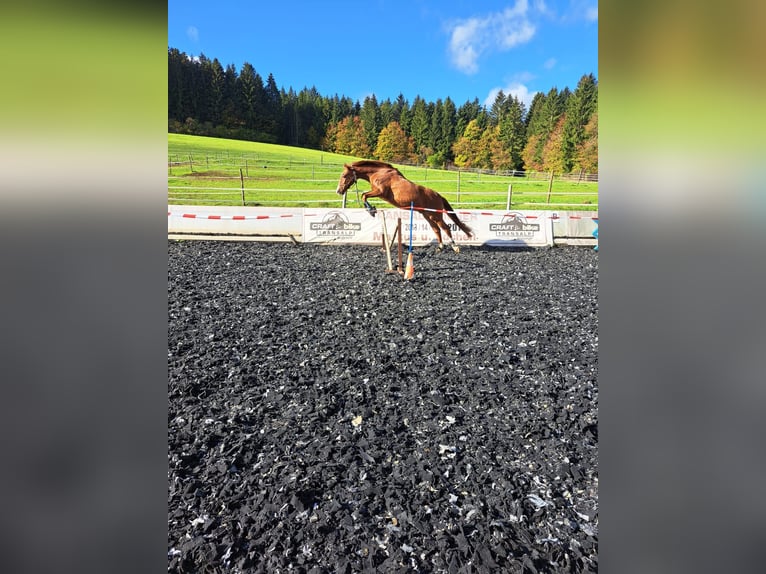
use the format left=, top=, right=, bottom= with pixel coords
left=424, top=215, right=444, bottom=250
left=437, top=218, right=460, bottom=253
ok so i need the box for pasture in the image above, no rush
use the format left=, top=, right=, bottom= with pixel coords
left=168, top=134, right=599, bottom=211
left=168, top=240, right=599, bottom=572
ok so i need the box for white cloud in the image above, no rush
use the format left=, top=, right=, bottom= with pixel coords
left=532, top=0, right=554, bottom=18
left=543, top=58, right=557, bottom=70
left=484, top=83, right=535, bottom=110
left=449, top=19, right=483, bottom=74
left=536, top=1, right=598, bottom=24
left=447, top=0, right=536, bottom=75
left=186, top=26, right=199, bottom=42
left=498, top=19, right=535, bottom=50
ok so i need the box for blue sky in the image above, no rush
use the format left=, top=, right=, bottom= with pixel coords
left=168, top=0, right=597, bottom=110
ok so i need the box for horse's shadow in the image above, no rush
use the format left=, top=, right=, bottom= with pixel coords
left=405, top=244, right=542, bottom=281
left=421, top=243, right=537, bottom=259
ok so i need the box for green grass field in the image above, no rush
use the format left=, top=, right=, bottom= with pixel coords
left=168, top=133, right=598, bottom=210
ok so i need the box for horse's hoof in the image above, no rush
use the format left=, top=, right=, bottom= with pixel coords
left=452, top=246, right=461, bottom=254
left=367, top=207, right=377, bottom=217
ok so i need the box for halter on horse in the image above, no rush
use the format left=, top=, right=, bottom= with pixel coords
left=335, top=160, right=473, bottom=252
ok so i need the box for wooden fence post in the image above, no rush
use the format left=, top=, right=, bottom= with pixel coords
left=547, top=171, right=554, bottom=204
left=240, top=168, right=245, bottom=206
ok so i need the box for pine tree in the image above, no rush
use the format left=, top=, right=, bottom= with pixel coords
left=489, top=90, right=507, bottom=126
left=521, top=88, right=563, bottom=171
left=497, top=95, right=527, bottom=171
left=360, top=95, right=381, bottom=150
left=379, top=98, right=394, bottom=128
left=561, top=73, right=598, bottom=172
left=168, top=48, right=186, bottom=122
left=237, top=63, right=264, bottom=131
left=525, top=92, right=545, bottom=135
left=409, top=96, right=430, bottom=152
left=221, top=64, right=239, bottom=128
left=328, top=95, right=355, bottom=124
left=440, top=97, right=457, bottom=161
left=428, top=99, right=444, bottom=158
left=539, top=88, right=563, bottom=140
left=392, top=93, right=409, bottom=133
left=281, top=87, right=298, bottom=145
left=264, top=73, right=281, bottom=136
left=399, top=104, right=411, bottom=136
left=206, top=58, right=224, bottom=126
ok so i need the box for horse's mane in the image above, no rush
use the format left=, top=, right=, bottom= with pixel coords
left=351, top=160, right=403, bottom=176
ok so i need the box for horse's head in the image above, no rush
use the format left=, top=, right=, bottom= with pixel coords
left=335, top=164, right=356, bottom=195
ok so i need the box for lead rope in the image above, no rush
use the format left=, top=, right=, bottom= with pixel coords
left=351, top=169, right=362, bottom=206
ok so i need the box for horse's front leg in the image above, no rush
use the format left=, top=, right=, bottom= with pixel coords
left=361, top=193, right=377, bottom=217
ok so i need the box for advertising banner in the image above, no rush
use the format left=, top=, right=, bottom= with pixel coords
left=478, top=211, right=553, bottom=247
left=302, top=208, right=553, bottom=247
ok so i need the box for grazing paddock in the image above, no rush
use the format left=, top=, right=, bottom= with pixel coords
left=168, top=134, right=599, bottom=211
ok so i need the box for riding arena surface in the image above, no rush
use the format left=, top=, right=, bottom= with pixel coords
left=168, top=241, right=598, bottom=573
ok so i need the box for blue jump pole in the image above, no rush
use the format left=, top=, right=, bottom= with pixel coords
left=592, top=218, right=599, bottom=251
left=404, top=201, right=415, bottom=280
left=408, top=201, right=414, bottom=252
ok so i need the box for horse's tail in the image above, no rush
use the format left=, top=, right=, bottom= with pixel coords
left=441, top=197, right=473, bottom=237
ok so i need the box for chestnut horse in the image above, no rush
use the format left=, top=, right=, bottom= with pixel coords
left=335, top=160, right=473, bottom=252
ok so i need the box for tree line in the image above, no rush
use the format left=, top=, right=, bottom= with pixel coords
left=169, top=47, right=597, bottom=173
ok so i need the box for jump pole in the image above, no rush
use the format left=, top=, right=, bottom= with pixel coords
left=387, top=217, right=404, bottom=274
left=404, top=201, right=415, bottom=280
left=381, top=211, right=394, bottom=273
left=396, top=218, right=403, bottom=274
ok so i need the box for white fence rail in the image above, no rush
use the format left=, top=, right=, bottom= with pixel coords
left=167, top=154, right=598, bottom=209
left=167, top=153, right=598, bottom=182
